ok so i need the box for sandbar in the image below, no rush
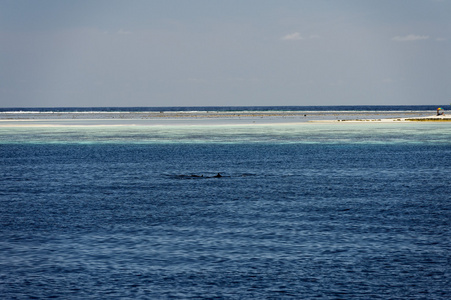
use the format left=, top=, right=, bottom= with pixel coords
left=313, top=115, right=451, bottom=123
left=1, top=110, right=445, bottom=127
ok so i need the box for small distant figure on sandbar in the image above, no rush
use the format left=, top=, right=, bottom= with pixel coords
left=437, top=107, right=445, bottom=116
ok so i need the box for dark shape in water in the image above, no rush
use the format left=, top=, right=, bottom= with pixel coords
left=169, top=173, right=253, bottom=179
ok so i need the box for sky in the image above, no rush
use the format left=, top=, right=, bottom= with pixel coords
left=1, top=0, right=450, bottom=107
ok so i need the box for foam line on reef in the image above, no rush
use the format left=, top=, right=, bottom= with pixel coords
left=1, top=111, right=449, bottom=127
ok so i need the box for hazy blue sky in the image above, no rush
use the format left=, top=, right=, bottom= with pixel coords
left=1, top=0, right=450, bottom=107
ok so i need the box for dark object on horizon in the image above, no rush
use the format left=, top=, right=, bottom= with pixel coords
left=213, top=173, right=222, bottom=178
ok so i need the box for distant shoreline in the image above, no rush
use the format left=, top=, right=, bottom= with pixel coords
left=0, top=111, right=450, bottom=127
left=1, top=106, right=448, bottom=126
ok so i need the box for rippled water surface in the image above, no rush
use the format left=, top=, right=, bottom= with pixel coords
left=1, top=123, right=450, bottom=299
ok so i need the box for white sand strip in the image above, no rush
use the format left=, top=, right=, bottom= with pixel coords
left=0, top=113, right=449, bottom=127
left=311, top=115, right=451, bottom=123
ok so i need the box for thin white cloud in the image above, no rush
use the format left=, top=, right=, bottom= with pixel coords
left=436, top=37, right=447, bottom=41
left=118, top=29, right=132, bottom=35
left=282, top=32, right=303, bottom=41
left=392, top=34, right=429, bottom=42
left=281, top=33, right=322, bottom=41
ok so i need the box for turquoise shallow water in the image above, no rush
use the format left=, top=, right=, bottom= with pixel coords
left=1, top=122, right=451, bottom=144
left=1, top=122, right=451, bottom=299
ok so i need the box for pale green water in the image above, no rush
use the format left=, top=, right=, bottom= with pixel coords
left=1, top=122, right=450, bottom=145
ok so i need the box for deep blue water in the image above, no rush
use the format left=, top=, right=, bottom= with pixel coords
left=1, top=124, right=451, bottom=299
left=0, top=104, right=449, bottom=113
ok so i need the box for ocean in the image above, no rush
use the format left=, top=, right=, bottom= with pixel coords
left=0, top=104, right=447, bottom=113
left=1, top=106, right=450, bottom=299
